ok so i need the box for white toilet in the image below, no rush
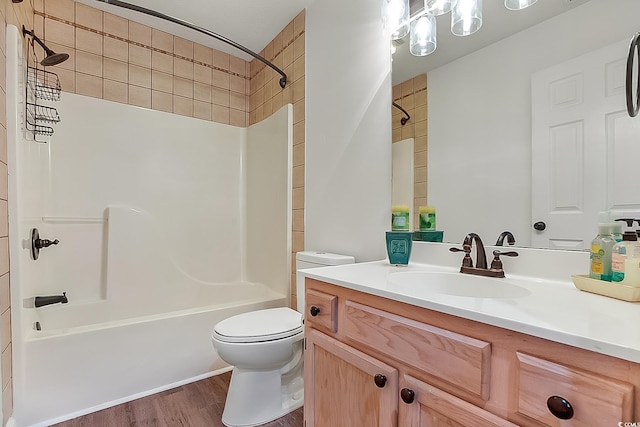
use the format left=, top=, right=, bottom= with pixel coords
left=211, top=251, right=355, bottom=427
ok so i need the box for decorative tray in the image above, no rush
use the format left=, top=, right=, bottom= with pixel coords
left=572, top=275, right=640, bottom=302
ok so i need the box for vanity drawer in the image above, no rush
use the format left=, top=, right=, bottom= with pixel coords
left=515, top=352, right=634, bottom=426
left=343, top=300, right=491, bottom=400
left=305, top=289, right=338, bottom=333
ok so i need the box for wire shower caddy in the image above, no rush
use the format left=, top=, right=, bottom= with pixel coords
left=25, top=66, right=62, bottom=142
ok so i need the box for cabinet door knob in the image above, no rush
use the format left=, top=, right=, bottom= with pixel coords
left=309, top=306, right=320, bottom=317
left=400, top=388, right=415, bottom=404
left=374, top=374, right=387, bottom=388
left=547, top=395, right=574, bottom=420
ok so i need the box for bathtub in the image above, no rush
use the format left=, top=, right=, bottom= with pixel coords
left=12, top=206, right=289, bottom=427
left=18, top=284, right=285, bottom=427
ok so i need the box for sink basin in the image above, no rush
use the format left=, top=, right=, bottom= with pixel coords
left=388, top=271, right=531, bottom=299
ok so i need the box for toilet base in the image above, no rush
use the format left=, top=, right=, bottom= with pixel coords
left=221, top=357, right=303, bottom=426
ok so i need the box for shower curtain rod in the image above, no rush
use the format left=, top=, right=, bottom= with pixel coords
left=392, top=102, right=410, bottom=126
left=95, top=0, right=288, bottom=88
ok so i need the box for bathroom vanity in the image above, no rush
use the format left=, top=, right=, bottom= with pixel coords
left=301, top=244, right=640, bottom=426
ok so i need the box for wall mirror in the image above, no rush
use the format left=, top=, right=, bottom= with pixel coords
left=392, top=0, right=640, bottom=250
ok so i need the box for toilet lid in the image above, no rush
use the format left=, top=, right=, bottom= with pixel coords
left=213, top=307, right=303, bottom=343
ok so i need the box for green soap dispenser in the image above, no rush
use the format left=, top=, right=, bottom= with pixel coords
left=590, top=223, right=617, bottom=281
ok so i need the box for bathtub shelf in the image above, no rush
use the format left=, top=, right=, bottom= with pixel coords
left=27, top=66, right=62, bottom=101
left=26, top=103, right=60, bottom=124
left=25, top=120, right=54, bottom=137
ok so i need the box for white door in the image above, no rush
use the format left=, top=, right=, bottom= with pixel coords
left=532, top=38, right=640, bottom=250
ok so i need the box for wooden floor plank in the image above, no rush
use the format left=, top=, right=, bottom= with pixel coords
left=52, top=371, right=303, bottom=427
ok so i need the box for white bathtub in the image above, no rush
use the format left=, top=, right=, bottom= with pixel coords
left=11, top=207, right=289, bottom=427
left=19, top=283, right=285, bottom=427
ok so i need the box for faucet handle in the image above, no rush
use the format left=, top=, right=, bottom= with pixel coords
left=493, top=250, right=518, bottom=257
left=490, top=250, right=519, bottom=270
left=450, top=244, right=473, bottom=267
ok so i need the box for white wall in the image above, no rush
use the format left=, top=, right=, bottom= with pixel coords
left=306, top=0, right=393, bottom=262
left=428, top=0, right=640, bottom=246
left=246, top=105, right=292, bottom=298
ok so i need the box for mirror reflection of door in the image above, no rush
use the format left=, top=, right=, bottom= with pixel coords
left=532, top=38, right=640, bottom=250
left=392, top=138, right=415, bottom=230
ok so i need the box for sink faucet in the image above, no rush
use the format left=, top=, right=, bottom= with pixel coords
left=34, top=292, right=68, bottom=308
left=495, top=231, right=516, bottom=246
left=450, top=233, right=518, bottom=278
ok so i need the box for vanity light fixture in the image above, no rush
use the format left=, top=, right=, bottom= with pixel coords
left=410, top=14, right=437, bottom=56
left=451, top=0, right=482, bottom=37
left=384, top=0, right=536, bottom=57
left=382, top=0, right=411, bottom=40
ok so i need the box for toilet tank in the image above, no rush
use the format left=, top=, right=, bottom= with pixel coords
left=295, top=251, right=354, bottom=313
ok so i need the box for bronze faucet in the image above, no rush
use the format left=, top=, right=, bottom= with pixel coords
left=450, top=233, right=518, bottom=278
left=495, top=231, right=516, bottom=246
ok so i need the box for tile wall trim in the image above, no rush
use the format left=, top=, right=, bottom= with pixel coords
left=35, top=10, right=248, bottom=80
left=392, top=86, right=427, bottom=102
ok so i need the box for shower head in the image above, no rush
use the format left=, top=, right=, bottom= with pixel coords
left=40, top=51, right=70, bottom=67
left=22, top=26, right=70, bottom=67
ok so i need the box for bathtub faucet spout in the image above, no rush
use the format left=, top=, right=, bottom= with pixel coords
left=34, top=292, right=68, bottom=308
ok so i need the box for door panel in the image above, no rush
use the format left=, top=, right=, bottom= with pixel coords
left=532, top=38, right=640, bottom=249
left=304, top=329, right=398, bottom=427
left=399, top=374, right=518, bottom=427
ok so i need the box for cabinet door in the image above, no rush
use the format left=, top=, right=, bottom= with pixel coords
left=399, top=374, right=518, bottom=427
left=515, top=352, right=634, bottom=426
left=305, top=328, right=399, bottom=427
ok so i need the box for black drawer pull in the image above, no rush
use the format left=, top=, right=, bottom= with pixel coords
left=374, top=374, right=387, bottom=388
left=547, top=395, right=574, bottom=420
left=400, top=388, right=415, bottom=404
left=310, top=306, right=320, bottom=317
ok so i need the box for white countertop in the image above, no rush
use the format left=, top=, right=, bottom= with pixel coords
left=301, top=252, right=640, bottom=363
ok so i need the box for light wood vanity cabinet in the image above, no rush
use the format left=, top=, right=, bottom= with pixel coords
left=304, top=278, right=640, bottom=427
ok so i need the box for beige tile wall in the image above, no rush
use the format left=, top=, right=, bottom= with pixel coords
left=36, top=0, right=250, bottom=126
left=1, top=0, right=35, bottom=423
left=248, top=11, right=305, bottom=310
left=392, top=74, right=427, bottom=228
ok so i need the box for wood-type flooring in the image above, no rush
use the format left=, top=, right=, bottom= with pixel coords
left=52, top=371, right=304, bottom=427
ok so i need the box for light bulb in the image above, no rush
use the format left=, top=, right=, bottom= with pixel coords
left=382, top=0, right=410, bottom=40
left=451, top=0, right=482, bottom=36
left=410, top=14, right=437, bottom=56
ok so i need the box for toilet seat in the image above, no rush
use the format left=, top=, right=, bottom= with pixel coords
left=213, top=307, right=303, bottom=343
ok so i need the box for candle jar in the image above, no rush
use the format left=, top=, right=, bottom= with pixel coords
left=419, top=206, right=436, bottom=231
left=391, top=205, right=410, bottom=231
